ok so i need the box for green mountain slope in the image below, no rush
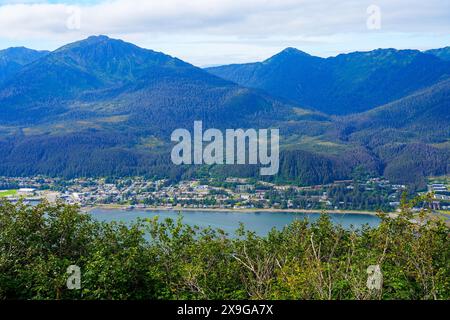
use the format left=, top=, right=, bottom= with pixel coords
left=426, top=46, right=450, bottom=61
left=0, top=47, right=49, bottom=84
left=343, top=79, right=450, bottom=143
left=207, top=48, right=450, bottom=115
left=0, top=37, right=448, bottom=189
left=336, top=80, right=450, bottom=188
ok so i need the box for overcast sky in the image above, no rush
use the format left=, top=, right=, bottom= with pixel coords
left=0, top=0, right=449, bottom=66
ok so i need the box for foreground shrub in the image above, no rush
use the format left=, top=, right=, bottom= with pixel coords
left=0, top=196, right=448, bottom=300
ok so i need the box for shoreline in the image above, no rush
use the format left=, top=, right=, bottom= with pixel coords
left=84, top=204, right=384, bottom=216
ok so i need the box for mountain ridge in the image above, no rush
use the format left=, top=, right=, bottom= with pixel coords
left=0, top=47, right=49, bottom=84
left=0, top=37, right=448, bottom=188
left=426, top=46, right=450, bottom=61
left=206, top=47, right=450, bottom=115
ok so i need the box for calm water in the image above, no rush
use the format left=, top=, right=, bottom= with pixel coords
left=88, top=209, right=381, bottom=236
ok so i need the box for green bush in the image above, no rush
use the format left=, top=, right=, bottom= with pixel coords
left=0, top=195, right=448, bottom=300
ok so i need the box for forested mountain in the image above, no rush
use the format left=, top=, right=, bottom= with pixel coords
left=335, top=80, right=450, bottom=188
left=343, top=78, right=450, bottom=141
left=206, top=48, right=450, bottom=115
left=0, top=36, right=448, bottom=189
left=0, top=35, right=295, bottom=130
left=0, top=36, right=302, bottom=179
left=426, top=46, right=450, bottom=61
left=0, top=47, right=48, bottom=84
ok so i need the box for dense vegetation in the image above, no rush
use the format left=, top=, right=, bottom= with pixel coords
left=0, top=35, right=292, bottom=128
left=261, top=183, right=395, bottom=212
left=343, top=79, right=450, bottom=143
left=0, top=196, right=448, bottom=300
left=426, top=46, right=450, bottom=62
left=0, top=47, right=48, bottom=85
left=206, top=47, right=450, bottom=115
left=0, top=36, right=448, bottom=189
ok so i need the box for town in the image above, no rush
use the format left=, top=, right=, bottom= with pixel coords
left=1, top=175, right=449, bottom=213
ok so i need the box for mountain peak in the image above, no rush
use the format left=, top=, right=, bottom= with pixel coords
left=280, top=47, right=310, bottom=56
left=87, top=35, right=110, bottom=41
left=49, top=35, right=188, bottom=71
left=0, top=46, right=47, bottom=56
left=81, top=35, right=116, bottom=45
left=55, top=35, right=127, bottom=53
left=0, top=46, right=48, bottom=68
left=263, top=47, right=313, bottom=64
left=1, top=46, right=28, bottom=53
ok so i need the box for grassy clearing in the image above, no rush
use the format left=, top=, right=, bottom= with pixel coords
left=0, top=190, right=18, bottom=197
left=138, top=136, right=165, bottom=149
left=283, top=134, right=350, bottom=155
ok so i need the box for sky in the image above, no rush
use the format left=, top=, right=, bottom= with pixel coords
left=0, top=0, right=449, bottom=66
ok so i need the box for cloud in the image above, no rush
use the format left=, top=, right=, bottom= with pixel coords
left=1, top=0, right=449, bottom=37
left=0, top=0, right=449, bottom=65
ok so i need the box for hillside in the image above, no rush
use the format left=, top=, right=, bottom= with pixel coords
left=335, top=80, right=450, bottom=188
left=343, top=78, right=450, bottom=141
left=206, top=48, right=450, bottom=115
left=0, top=36, right=315, bottom=180
left=0, top=47, right=48, bottom=84
left=426, top=46, right=450, bottom=62
left=0, top=36, right=299, bottom=130
left=0, top=37, right=448, bottom=189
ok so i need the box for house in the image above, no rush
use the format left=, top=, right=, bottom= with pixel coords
left=430, top=184, right=447, bottom=192
left=236, top=185, right=254, bottom=193
left=17, top=188, right=35, bottom=196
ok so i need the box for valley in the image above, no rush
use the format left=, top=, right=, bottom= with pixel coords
left=0, top=36, right=448, bottom=191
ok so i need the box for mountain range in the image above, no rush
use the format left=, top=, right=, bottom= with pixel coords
left=426, top=46, right=450, bottom=62
left=0, top=47, right=48, bottom=85
left=0, top=36, right=293, bottom=131
left=206, top=47, right=450, bottom=115
left=0, top=35, right=448, bottom=189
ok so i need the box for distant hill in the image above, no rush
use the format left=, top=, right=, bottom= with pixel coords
left=0, top=36, right=206, bottom=123
left=344, top=78, right=450, bottom=140
left=0, top=36, right=309, bottom=180
left=336, top=80, right=450, bottom=188
left=206, top=48, right=450, bottom=115
left=0, top=37, right=448, bottom=189
left=0, top=47, right=48, bottom=84
left=426, top=46, right=450, bottom=61
left=0, top=35, right=296, bottom=130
